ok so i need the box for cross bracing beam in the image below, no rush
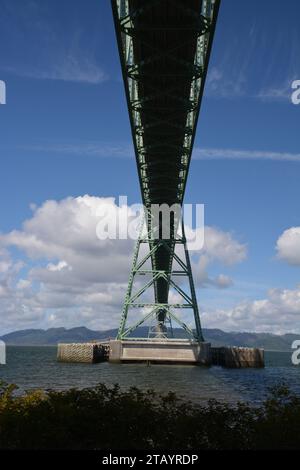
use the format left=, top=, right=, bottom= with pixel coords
left=116, top=217, right=203, bottom=341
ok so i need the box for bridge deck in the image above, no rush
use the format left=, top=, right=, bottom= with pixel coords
left=112, top=0, right=220, bottom=305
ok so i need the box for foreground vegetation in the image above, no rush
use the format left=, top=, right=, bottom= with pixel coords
left=0, top=381, right=299, bottom=449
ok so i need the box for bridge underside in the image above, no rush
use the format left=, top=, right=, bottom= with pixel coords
left=112, top=0, right=220, bottom=340
left=56, top=2, right=265, bottom=369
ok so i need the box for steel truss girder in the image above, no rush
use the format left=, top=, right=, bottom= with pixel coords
left=112, top=0, right=220, bottom=341
left=112, top=0, right=220, bottom=208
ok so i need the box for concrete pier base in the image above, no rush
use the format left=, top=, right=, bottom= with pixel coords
left=57, top=342, right=109, bottom=363
left=56, top=341, right=264, bottom=368
left=211, top=346, right=264, bottom=368
left=109, top=339, right=211, bottom=365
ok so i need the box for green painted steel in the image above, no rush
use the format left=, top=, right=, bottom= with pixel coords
left=111, top=0, right=220, bottom=341
left=117, top=215, right=203, bottom=341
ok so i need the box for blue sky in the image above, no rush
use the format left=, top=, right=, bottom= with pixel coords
left=0, top=0, right=300, bottom=335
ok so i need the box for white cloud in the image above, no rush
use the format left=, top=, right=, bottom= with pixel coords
left=191, top=226, right=247, bottom=289
left=0, top=196, right=135, bottom=333
left=0, top=1, right=108, bottom=85
left=202, top=226, right=247, bottom=265
left=47, top=260, right=71, bottom=272
left=204, top=21, right=300, bottom=104
left=25, top=142, right=134, bottom=159
left=256, top=84, right=292, bottom=102
left=0, top=196, right=298, bottom=335
left=0, top=195, right=246, bottom=334
left=276, top=227, right=300, bottom=265
left=214, top=274, right=234, bottom=289
left=24, top=142, right=300, bottom=163
left=3, top=55, right=108, bottom=85
left=193, top=148, right=300, bottom=163
left=202, top=284, right=300, bottom=334
left=206, top=66, right=246, bottom=98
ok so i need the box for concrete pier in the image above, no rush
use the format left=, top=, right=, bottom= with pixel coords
left=211, top=346, right=264, bottom=368
left=57, top=342, right=109, bottom=363
left=109, top=339, right=211, bottom=365
left=56, top=341, right=264, bottom=368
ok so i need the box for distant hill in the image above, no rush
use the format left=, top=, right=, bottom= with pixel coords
left=0, top=327, right=116, bottom=346
left=203, top=329, right=299, bottom=351
left=0, top=326, right=298, bottom=351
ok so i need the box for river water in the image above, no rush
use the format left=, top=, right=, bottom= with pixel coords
left=0, top=346, right=299, bottom=404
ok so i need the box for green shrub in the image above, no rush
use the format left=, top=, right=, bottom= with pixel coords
left=0, top=381, right=299, bottom=449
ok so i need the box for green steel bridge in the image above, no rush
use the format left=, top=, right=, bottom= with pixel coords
left=112, top=0, right=220, bottom=342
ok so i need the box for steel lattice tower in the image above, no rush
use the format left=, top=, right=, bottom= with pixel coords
left=111, top=0, right=220, bottom=342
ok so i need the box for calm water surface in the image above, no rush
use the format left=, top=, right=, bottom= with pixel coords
left=0, top=347, right=299, bottom=404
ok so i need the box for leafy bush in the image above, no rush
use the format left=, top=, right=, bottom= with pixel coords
left=0, top=381, right=299, bottom=449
